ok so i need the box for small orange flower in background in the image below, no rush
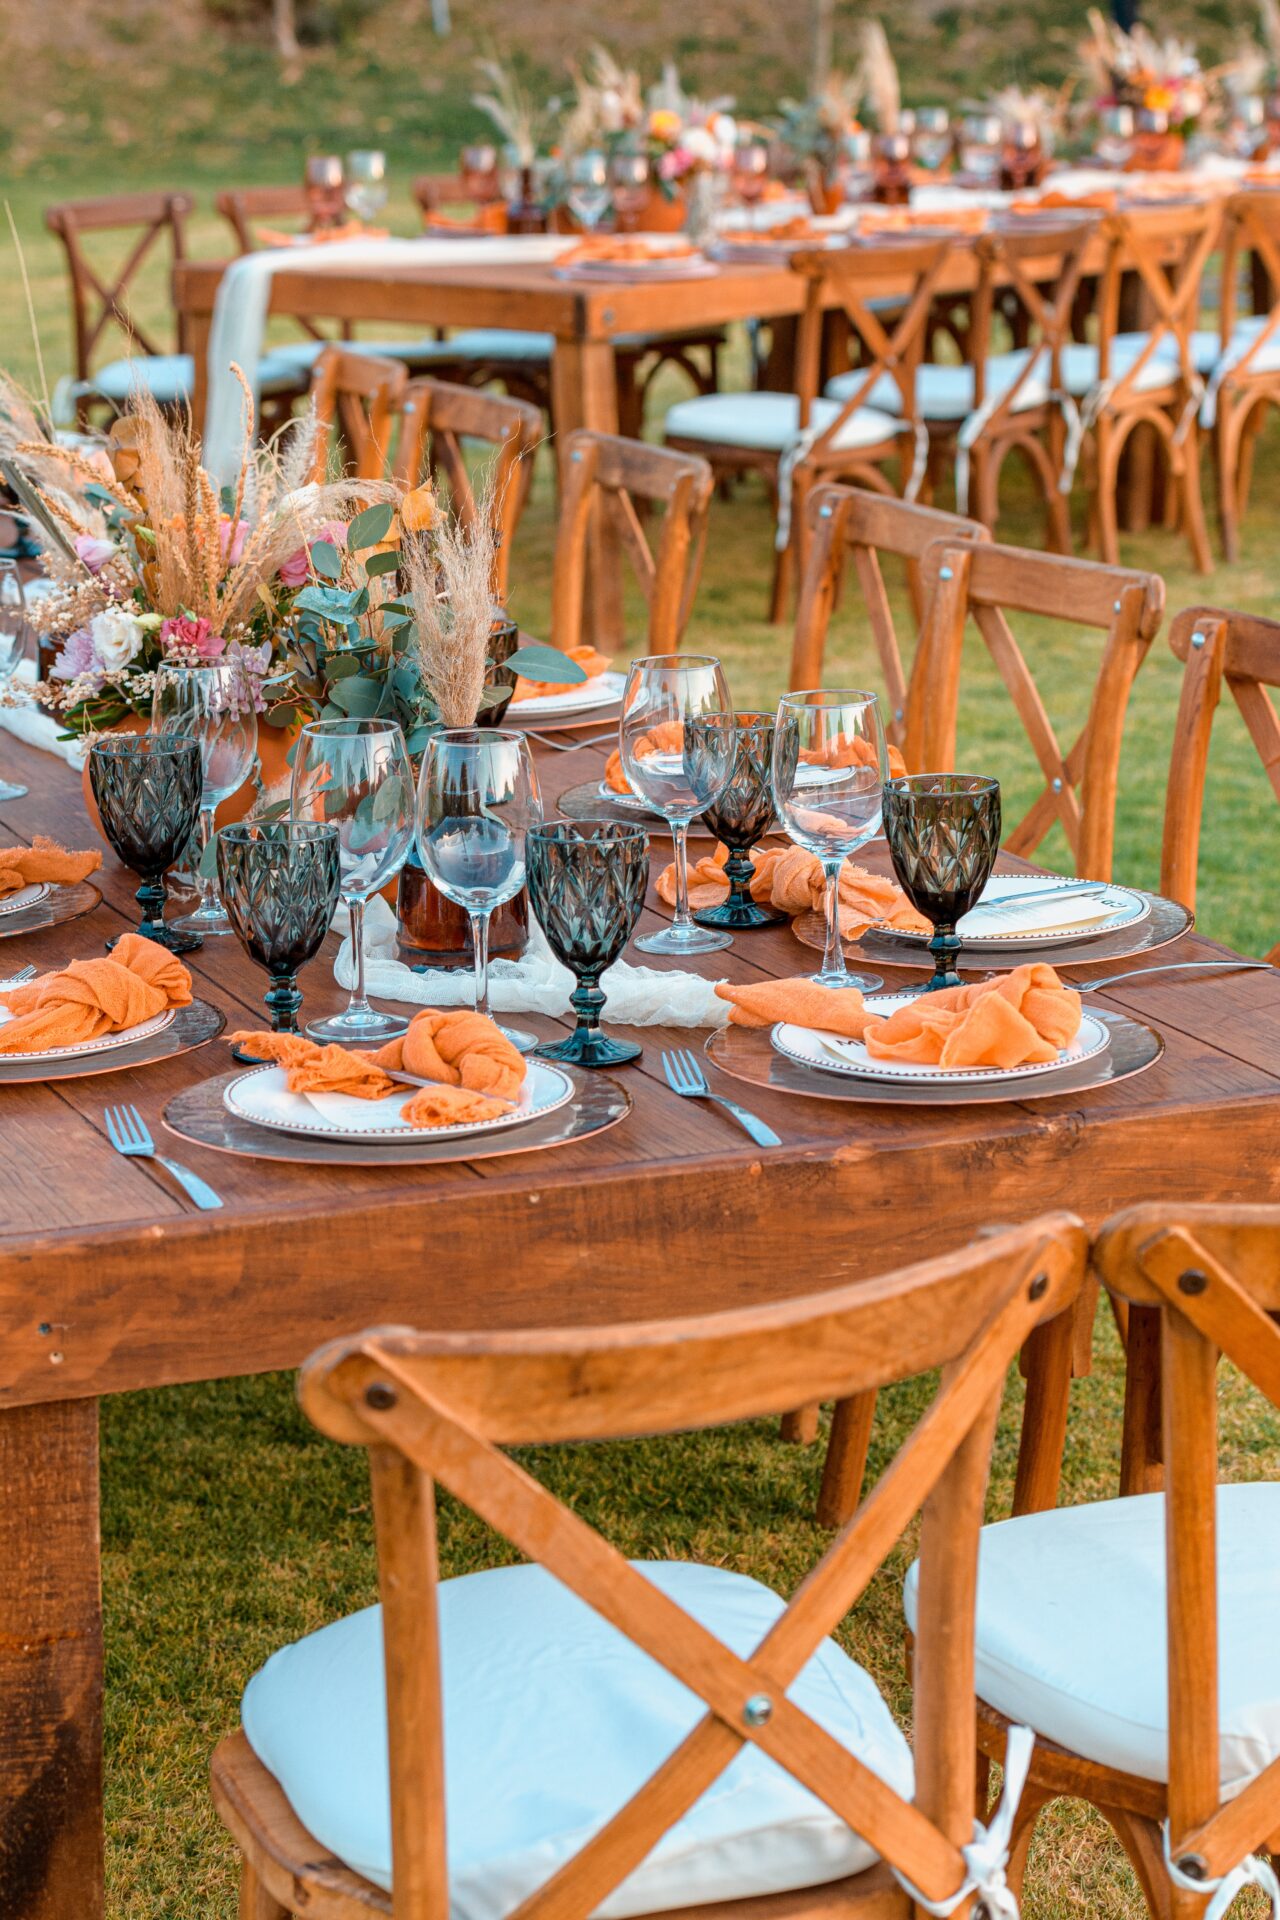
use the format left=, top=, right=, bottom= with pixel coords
left=400, top=484, right=436, bottom=533
left=106, top=417, right=145, bottom=492
left=1144, top=84, right=1175, bottom=112
left=648, top=107, right=682, bottom=142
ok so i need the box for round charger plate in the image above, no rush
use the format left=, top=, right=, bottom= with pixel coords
left=223, top=1057, right=575, bottom=1144
left=869, top=875, right=1151, bottom=953
left=165, top=1066, right=631, bottom=1166
left=0, top=1003, right=176, bottom=1065
left=704, top=1007, right=1162, bottom=1107
left=794, top=887, right=1193, bottom=974
left=772, top=999, right=1112, bottom=1086
left=555, top=781, right=716, bottom=840
left=0, top=880, right=103, bottom=940
left=0, top=882, right=50, bottom=917
left=508, top=672, right=625, bottom=725
left=0, top=998, right=225, bottom=1084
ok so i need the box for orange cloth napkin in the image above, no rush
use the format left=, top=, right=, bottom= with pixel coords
left=0, top=836, right=102, bottom=901
left=512, top=645, right=612, bottom=703
left=654, top=842, right=787, bottom=911
left=605, top=720, right=685, bottom=796
left=798, top=736, right=906, bottom=777
left=557, top=237, right=698, bottom=266
left=230, top=1031, right=402, bottom=1100
left=863, top=965, right=1082, bottom=1069
left=370, top=1008, right=526, bottom=1102
left=0, top=933, right=192, bottom=1054
left=767, top=845, right=929, bottom=939
left=714, top=977, right=881, bottom=1040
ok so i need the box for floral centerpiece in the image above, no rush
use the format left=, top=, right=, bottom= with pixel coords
left=774, top=72, right=866, bottom=212
left=1080, top=9, right=1218, bottom=162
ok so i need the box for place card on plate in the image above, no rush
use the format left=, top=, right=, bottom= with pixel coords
left=223, top=1059, right=575, bottom=1145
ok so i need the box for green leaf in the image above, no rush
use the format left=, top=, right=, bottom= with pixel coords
left=406, top=722, right=440, bottom=754
left=348, top=501, right=394, bottom=550
left=197, top=834, right=219, bottom=882
left=310, top=540, right=343, bottom=581
left=365, top=548, right=401, bottom=578
left=293, top=584, right=353, bottom=621
left=504, top=643, right=589, bottom=686
left=372, top=771, right=412, bottom=823
left=328, top=673, right=385, bottom=717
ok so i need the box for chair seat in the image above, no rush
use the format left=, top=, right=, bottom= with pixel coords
left=86, top=350, right=312, bottom=407
left=665, top=391, right=901, bottom=456
left=243, top=1559, right=913, bottom=1920
left=904, top=1482, right=1280, bottom=1796
left=1059, top=331, right=1188, bottom=400
left=826, top=350, right=1048, bottom=424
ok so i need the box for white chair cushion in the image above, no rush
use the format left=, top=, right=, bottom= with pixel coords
left=1059, top=330, right=1187, bottom=399
left=904, top=1482, right=1280, bottom=1796
left=86, top=354, right=194, bottom=406
left=665, top=391, right=900, bottom=455
left=244, top=1559, right=913, bottom=1920
left=826, top=350, right=1046, bottom=423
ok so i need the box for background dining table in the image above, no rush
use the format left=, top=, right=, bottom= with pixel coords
left=4, top=723, right=1280, bottom=1920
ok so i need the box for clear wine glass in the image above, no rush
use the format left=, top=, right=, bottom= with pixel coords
left=291, top=717, right=416, bottom=1044
left=772, top=689, right=887, bottom=991
left=345, top=150, right=388, bottom=225
left=152, top=661, right=257, bottom=936
left=416, top=729, right=543, bottom=1054
left=620, top=654, right=735, bottom=956
left=567, top=151, right=611, bottom=233
left=610, top=151, right=651, bottom=228
left=911, top=107, right=952, bottom=172
left=732, top=140, right=770, bottom=230
left=957, top=113, right=1003, bottom=183
left=0, top=561, right=30, bottom=802
left=304, top=154, right=346, bottom=230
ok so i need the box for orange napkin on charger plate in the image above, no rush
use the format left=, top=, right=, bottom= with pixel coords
left=230, top=1008, right=527, bottom=1129
left=715, top=963, right=1082, bottom=1071
left=604, top=720, right=685, bottom=796
left=512, top=645, right=612, bottom=703
left=609, top=730, right=904, bottom=801
left=0, top=836, right=101, bottom=901
left=656, top=840, right=928, bottom=940
left=0, top=932, right=192, bottom=1054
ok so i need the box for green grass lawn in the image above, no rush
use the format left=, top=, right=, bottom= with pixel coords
left=7, top=125, right=1280, bottom=1918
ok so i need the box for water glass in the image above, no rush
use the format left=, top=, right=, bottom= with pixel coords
left=0, top=561, right=29, bottom=802
left=304, top=154, right=346, bottom=230
left=957, top=113, right=1003, bottom=183
left=88, top=735, right=204, bottom=951
left=460, top=144, right=500, bottom=202
left=772, top=690, right=887, bottom=991
left=345, top=150, right=388, bottom=225
left=911, top=107, right=952, bottom=173
left=732, top=141, right=770, bottom=228
left=152, top=661, right=257, bottom=937
left=620, top=654, right=735, bottom=955
left=526, top=822, right=649, bottom=1068
left=416, top=729, right=543, bottom=1053
left=291, top=717, right=416, bottom=1044
left=690, top=710, right=785, bottom=931
left=610, top=151, right=651, bottom=227
left=217, top=820, right=342, bottom=1055
left=567, top=151, right=611, bottom=232
left=883, top=774, right=1002, bottom=992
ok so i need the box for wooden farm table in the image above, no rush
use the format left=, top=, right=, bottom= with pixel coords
left=5, top=724, right=1280, bottom=1919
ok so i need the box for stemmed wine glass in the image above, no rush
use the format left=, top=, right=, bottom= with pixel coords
left=0, top=561, right=30, bottom=802
left=88, top=735, right=204, bottom=952
left=152, top=661, right=257, bottom=937
left=217, top=820, right=342, bottom=1059
left=732, top=140, right=770, bottom=230
left=620, top=654, right=735, bottom=955
left=416, top=730, right=543, bottom=1054
left=609, top=152, right=651, bottom=229
left=883, top=774, right=1002, bottom=993
left=291, top=717, right=416, bottom=1044
left=772, top=689, right=887, bottom=991
left=460, top=144, right=500, bottom=203
left=345, top=150, right=388, bottom=225
left=526, top=822, right=649, bottom=1068
left=567, top=151, right=611, bottom=232
left=304, top=155, right=346, bottom=230
left=689, top=710, right=785, bottom=931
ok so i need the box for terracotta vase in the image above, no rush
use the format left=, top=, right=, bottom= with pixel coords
left=1127, top=131, right=1186, bottom=172
left=625, top=184, right=687, bottom=233
left=805, top=166, right=844, bottom=216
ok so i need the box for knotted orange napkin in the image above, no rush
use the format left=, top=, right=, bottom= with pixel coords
left=863, top=965, right=1082, bottom=1069
left=767, top=845, right=929, bottom=939
left=654, top=843, right=788, bottom=911
left=605, top=721, right=685, bottom=796
left=0, top=836, right=102, bottom=901
left=798, top=736, right=907, bottom=777
left=0, top=933, right=192, bottom=1054
left=714, top=977, right=880, bottom=1040
left=512, top=645, right=612, bottom=702
left=370, top=1008, right=526, bottom=1101
left=230, top=1031, right=401, bottom=1100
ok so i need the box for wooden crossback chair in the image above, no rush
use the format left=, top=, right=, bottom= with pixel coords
left=45, top=190, right=195, bottom=424
left=905, top=539, right=1165, bottom=879
left=788, top=484, right=990, bottom=749
left=1161, top=604, right=1280, bottom=960
left=391, top=378, right=541, bottom=602
left=309, top=347, right=407, bottom=483
left=1199, top=190, right=1280, bottom=561
left=211, top=1213, right=1087, bottom=1920
left=961, top=1201, right=1280, bottom=1917
left=216, top=184, right=315, bottom=259
left=551, top=430, right=713, bottom=655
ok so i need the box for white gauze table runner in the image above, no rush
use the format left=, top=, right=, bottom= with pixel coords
left=0, top=662, right=85, bottom=772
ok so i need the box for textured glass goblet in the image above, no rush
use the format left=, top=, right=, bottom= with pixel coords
left=217, top=821, right=342, bottom=1060
left=883, top=774, right=1002, bottom=992
left=526, top=822, right=649, bottom=1068
left=690, top=711, right=786, bottom=931
left=88, top=734, right=204, bottom=953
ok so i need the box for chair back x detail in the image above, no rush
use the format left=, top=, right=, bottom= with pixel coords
left=1203, top=190, right=1280, bottom=560
left=391, top=378, right=541, bottom=602
left=212, top=1214, right=1086, bottom=1920
left=309, top=346, right=407, bottom=484
left=45, top=190, right=194, bottom=417
left=907, top=539, right=1165, bottom=879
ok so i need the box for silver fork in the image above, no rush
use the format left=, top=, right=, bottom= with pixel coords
left=661, top=1047, right=781, bottom=1147
left=0, top=963, right=37, bottom=987
left=1070, top=959, right=1279, bottom=992
left=104, top=1103, right=223, bottom=1210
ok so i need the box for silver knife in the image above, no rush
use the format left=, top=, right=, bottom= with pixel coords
left=965, top=881, right=1114, bottom=917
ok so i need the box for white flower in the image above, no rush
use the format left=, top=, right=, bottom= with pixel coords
left=681, top=125, right=719, bottom=165
left=89, top=607, right=147, bottom=675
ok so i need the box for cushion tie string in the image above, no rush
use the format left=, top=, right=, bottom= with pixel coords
left=1164, top=1826, right=1280, bottom=1920
left=892, top=1724, right=1035, bottom=1919
left=775, top=416, right=924, bottom=551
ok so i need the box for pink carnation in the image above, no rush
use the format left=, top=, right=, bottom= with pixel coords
left=74, top=533, right=117, bottom=574
left=277, top=519, right=349, bottom=590
left=160, top=614, right=225, bottom=661
left=219, top=517, right=250, bottom=566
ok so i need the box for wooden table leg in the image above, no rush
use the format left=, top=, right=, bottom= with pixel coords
left=1012, top=1309, right=1075, bottom=1516
left=816, top=1391, right=878, bottom=1528
left=1120, top=1303, right=1165, bottom=1495
left=0, top=1399, right=103, bottom=1920
left=551, top=336, right=624, bottom=651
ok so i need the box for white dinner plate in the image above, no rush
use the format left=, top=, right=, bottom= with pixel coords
left=554, top=253, right=716, bottom=281
left=223, top=1058, right=576, bottom=1143
left=876, top=874, right=1151, bottom=951
left=510, top=672, right=625, bottom=719
left=0, top=1003, right=176, bottom=1064
left=770, top=995, right=1111, bottom=1088
left=0, top=882, right=50, bottom=917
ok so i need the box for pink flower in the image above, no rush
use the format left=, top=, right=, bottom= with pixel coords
left=277, top=519, right=349, bottom=590
left=160, top=614, right=225, bottom=661
left=50, top=625, right=102, bottom=687
left=219, top=517, right=250, bottom=566
left=74, top=533, right=117, bottom=574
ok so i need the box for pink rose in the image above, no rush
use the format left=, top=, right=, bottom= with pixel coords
left=160, top=614, right=225, bottom=661
left=74, top=533, right=117, bottom=574
left=219, top=517, right=250, bottom=565
left=277, top=519, right=349, bottom=589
